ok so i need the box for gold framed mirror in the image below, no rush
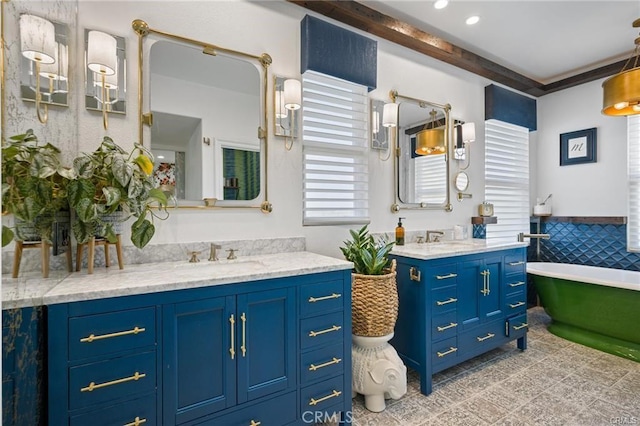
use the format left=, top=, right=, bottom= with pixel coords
left=388, top=91, right=453, bottom=212
left=132, top=19, right=272, bottom=212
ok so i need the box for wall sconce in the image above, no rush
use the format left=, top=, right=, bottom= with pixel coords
left=454, top=122, right=475, bottom=170
left=415, top=110, right=446, bottom=156
left=274, top=76, right=301, bottom=150
left=20, top=14, right=56, bottom=123
left=371, top=99, right=389, bottom=150
left=87, top=30, right=117, bottom=129
left=382, top=102, right=398, bottom=128
left=85, top=29, right=127, bottom=119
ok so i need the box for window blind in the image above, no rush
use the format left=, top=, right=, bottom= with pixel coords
left=484, top=119, right=530, bottom=243
left=628, top=114, right=640, bottom=252
left=414, top=154, right=447, bottom=204
left=302, top=71, right=369, bottom=225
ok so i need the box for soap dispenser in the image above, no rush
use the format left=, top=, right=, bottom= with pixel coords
left=395, top=217, right=406, bottom=246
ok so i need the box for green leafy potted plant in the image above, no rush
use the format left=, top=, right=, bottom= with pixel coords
left=340, top=225, right=398, bottom=337
left=67, top=136, right=168, bottom=249
left=2, top=129, right=73, bottom=247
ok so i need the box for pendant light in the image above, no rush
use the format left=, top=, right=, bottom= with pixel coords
left=602, top=18, right=640, bottom=116
left=415, top=110, right=445, bottom=156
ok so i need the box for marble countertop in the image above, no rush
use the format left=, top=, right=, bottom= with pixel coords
left=2, top=251, right=353, bottom=309
left=391, top=239, right=528, bottom=260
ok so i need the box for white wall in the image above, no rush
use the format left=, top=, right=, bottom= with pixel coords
left=536, top=79, right=627, bottom=216
left=4, top=0, right=628, bottom=262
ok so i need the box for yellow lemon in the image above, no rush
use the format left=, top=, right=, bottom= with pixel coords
left=134, top=154, right=154, bottom=176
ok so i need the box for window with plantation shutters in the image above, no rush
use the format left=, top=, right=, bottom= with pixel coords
left=302, top=71, right=369, bottom=225
left=484, top=119, right=530, bottom=243
left=414, top=153, right=447, bottom=204
left=628, top=114, right=640, bottom=252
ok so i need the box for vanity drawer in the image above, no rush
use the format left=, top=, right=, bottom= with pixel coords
left=426, top=263, right=458, bottom=289
left=301, top=375, right=345, bottom=415
left=69, top=351, right=156, bottom=411
left=70, top=393, right=156, bottom=426
left=460, top=321, right=505, bottom=354
left=504, top=254, right=526, bottom=275
left=505, top=293, right=527, bottom=314
left=69, top=307, right=156, bottom=361
left=431, top=286, right=458, bottom=315
left=506, top=313, right=529, bottom=338
left=202, top=391, right=296, bottom=426
left=431, top=311, right=459, bottom=342
left=431, top=336, right=458, bottom=367
left=504, top=276, right=527, bottom=295
left=301, top=342, right=344, bottom=385
left=300, top=311, right=344, bottom=350
left=300, top=280, right=345, bottom=318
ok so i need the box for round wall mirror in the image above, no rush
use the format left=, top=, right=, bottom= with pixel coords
left=454, top=171, right=469, bottom=192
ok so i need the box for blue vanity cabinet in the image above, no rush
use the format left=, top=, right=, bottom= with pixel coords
left=391, top=247, right=527, bottom=395
left=48, top=268, right=352, bottom=426
left=2, top=307, right=45, bottom=426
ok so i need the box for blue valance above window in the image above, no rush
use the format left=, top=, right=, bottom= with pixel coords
left=301, top=15, right=377, bottom=92
left=485, top=84, right=537, bottom=131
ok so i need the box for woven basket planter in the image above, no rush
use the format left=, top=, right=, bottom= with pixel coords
left=351, top=259, right=398, bottom=337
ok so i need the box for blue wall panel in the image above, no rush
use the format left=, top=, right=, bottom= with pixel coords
left=485, top=84, right=537, bottom=131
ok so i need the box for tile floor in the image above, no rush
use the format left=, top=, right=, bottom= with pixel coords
left=351, top=307, right=640, bottom=425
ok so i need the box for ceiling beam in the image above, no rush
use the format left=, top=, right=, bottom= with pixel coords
left=287, top=0, right=619, bottom=97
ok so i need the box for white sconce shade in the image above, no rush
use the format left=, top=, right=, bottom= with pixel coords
left=87, top=30, right=117, bottom=75
left=461, top=122, right=476, bottom=143
left=40, top=43, right=68, bottom=80
left=275, top=89, right=288, bottom=118
left=20, top=14, right=56, bottom=64
left=284, top=79, right=301, bottom=110
left=382, top=102, right=398, bottom=127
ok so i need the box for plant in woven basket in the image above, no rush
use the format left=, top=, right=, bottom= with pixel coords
left=340, top=225, right=395, bottom=275
left=341, top=225, right=398, bottom=337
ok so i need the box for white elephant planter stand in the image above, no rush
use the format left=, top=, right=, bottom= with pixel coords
left=352, top=333, right=407, bottom=412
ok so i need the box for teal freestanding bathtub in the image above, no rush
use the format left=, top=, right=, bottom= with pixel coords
left=527, top=262, right=640, bottom=362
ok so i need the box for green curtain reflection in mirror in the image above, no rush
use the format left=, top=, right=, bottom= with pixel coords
left=222, top=148, right=260, bottom=200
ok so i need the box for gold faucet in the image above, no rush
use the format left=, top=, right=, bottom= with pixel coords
left=188, top=251, right=201, bottom=263
left=209, top=243, right=221, bottom=261
left=426, top=231, right=444, bottom=243
left=226, top=249, right=238, bottom=260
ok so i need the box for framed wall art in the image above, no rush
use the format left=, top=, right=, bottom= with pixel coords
left=560, top=127, right=597, bottom=166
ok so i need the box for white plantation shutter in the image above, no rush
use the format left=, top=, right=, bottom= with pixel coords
left=628, top=114, right=640, bottom=252
left=302, top=71, right=369, bottom=225
left=484, top=119, right=530, bottom=243
left=414, top=154, right=447, bottom=203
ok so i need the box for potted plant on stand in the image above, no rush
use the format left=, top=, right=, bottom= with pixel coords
left=340, top=225, right=407, bottom=412
left=2, top=130, right=74, bottom=277
left=68, top=136, right=168, bottom=272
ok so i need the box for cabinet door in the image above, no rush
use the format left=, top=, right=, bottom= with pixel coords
left=236, top=287, right=296, bottom=404
left=163, top=296, right=236, bottom=425
left=457, top=258, right=483, bottom=330
left=479, top=256, right=503, bottom=322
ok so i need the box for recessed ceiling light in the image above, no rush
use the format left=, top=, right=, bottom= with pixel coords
left=434, top=0, right=449, bottom=9
left=465, top=15, right=480, bottom=25
left=157, top=155, right=165, bottom=159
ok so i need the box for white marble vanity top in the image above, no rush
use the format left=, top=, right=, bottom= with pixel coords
left=2, top=251, right=353, bottom=309
left=391, top=239, right=528, bottom=261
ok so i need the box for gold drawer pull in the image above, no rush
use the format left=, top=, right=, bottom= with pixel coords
left=309, top=389, right=342, bottom=406
left=513, top=322, right=529, bottom=331
left=309, top=293, right=341, bottom=303
left=241, top=312, right=247, bottom=357
left=436, top=297, right=457, bottom=306
left=309, top=357, right=342, bottom=371
left=309, top=325, right=341, bottom=337
left=477, top=333, right=495, bottom=342
left=81, top=371, right=146, bottom=392
left=509, top=261, right=525, bottom=266
left=436, top=322, right=458, bottom=332
left=437, top=347, right=457, bottom=357
left=436, top=273, right=457, bottom=280
left=229, top=314, right=235, bottom=360
left=80, top=326, right=146, bottom=343
left=409, top=267, right=421, bottom=282
left=249, top=421, right=261, bottom=426
left=123, top=417, right=147, bottom=426
left=509, top=281, right=525, bottom=287
left=509, top=301, right=526, bottom=309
